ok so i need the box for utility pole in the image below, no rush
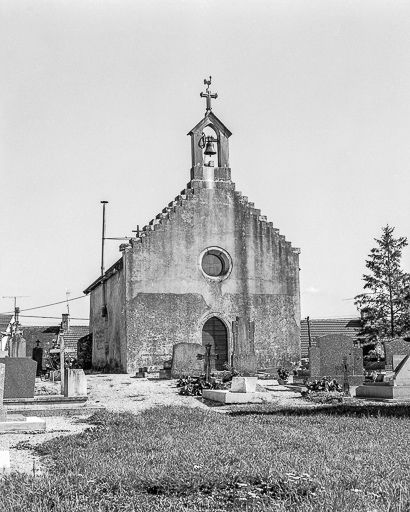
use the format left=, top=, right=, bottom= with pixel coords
left=306, top=316, right=312, bottom=348
left=59, top=324, right=65, bottom=395
left=65, top=289, right=71, bottom=315
left=101, top=201, right=109, bottom=276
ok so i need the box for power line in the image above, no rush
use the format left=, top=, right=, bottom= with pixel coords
left=0, top=294, right=87, bottom=315
left=19, top=315, right=89, bottom=320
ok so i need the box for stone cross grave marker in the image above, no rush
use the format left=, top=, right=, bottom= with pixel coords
left=334, top=356, right=350, bottom=395
left=197, top=344, right=219, bottom=383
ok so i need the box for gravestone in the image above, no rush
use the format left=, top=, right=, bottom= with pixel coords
left=10, top=335, right=26, bottom=358
left=64, top=369, right=87, bottom=397
left=356, top=354, right=410, bottom=400
left=32, top=341, right=43, bottom=376
left=0, top=358, right=37, bottom=399
left=0, top=364, right=6, bottom=422
left=231, top=377, right=258, bottom=393
left=395, top=355, right=410, bottom=386
left=0, top=364, right=9, bottom=472
left=231, top=317, right=257, bottom=374
left=384, top=338, right=410, bottom=371
left=309, top=334, right=363, bottom=385
left=171, top=343, right=206, bottom=377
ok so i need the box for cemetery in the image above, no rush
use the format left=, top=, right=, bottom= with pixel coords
left=2, top=5, right=410, bottom=509
left=1, top=315, right=410, bottom=512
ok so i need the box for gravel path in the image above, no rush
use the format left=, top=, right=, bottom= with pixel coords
left=1, top=374, right=302, bottom=475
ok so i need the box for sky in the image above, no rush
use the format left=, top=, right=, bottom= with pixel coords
left=1, top=0, right=409, bottom=327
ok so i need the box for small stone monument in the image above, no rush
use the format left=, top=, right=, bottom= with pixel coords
left=202, top=376, right=268, bottom=404
left=10, top=334, right=26, bottom=358
left=356, top=354, right=410, bottom=401
left=64, top=369, right=87, bottom=397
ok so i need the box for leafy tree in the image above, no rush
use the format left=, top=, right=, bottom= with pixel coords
left=355, top=225, right=410, bottom=341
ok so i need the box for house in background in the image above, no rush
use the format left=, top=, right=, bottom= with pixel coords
left=22, top=313, right=89, bottom=371
left=300, top=318, right=361, bottom=358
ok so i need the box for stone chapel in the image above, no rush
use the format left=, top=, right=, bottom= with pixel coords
left=84, top=79, right=301, bottom=374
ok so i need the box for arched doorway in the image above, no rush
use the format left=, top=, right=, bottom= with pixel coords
left=202, top=317, right=228, bottom=370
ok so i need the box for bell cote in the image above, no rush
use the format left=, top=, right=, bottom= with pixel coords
left=187, top=77, right=232, bottom=170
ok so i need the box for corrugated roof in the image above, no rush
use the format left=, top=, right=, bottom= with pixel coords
left=300, top=318, right=361, bottom=357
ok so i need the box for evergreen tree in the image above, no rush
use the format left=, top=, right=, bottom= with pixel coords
left=355, top=225, right=410, bottom=341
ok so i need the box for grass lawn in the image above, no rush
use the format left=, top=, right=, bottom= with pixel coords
left=1, top=403, right=409, bottom=511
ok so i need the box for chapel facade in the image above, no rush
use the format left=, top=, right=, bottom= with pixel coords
left=84, top=79, right=301, bottom=374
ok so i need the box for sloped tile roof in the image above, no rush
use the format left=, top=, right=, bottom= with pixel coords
left=62, top=326, right=90, bottom=352
left=300, top=318, right=361, bottom=358
left=0, top=314, right=12, bottom=334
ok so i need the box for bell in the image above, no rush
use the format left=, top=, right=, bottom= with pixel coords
left=204, top=140, right=217, bottom=156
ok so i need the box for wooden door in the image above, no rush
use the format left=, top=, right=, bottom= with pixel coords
left=202, top=317, right=228, bottom=370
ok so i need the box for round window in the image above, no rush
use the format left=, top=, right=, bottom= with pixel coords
left=200, top=247, right=232, bottom=281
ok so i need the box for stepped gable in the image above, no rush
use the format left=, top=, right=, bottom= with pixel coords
left=123, top=106, right=299, bottom=257
left=125, top=182, right=300, bottom=256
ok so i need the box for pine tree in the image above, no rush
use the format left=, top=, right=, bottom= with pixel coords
left=355, top=225, right=410, bottom=341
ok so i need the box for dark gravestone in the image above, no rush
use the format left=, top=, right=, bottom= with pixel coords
left=232, top=317, right=257, bottom=374
left=309, top=334, right=363, bottom=386
left=171, top=343, right=206, bottom=378
left=32, top=344, right=43, bottom=377
left=384, top=338, right=410, bottom=371
left=0, top=358, right=37, bottom=399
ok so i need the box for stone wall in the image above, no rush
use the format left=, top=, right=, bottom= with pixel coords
left=123, top=166, right=300, bottom=373
left=90, top=266, right=126, bottom=371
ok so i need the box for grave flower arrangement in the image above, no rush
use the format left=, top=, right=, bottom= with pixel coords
left=301, top=377, right=344, bottom=404
left=177, top=375, right=230, bottom=396
left=277, top=367, right=290, bottom=383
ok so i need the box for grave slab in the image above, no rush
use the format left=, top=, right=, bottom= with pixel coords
left=202, top=389, right=270, bottom=404
left=0, top=416, right=46, bottom=432
left=356, top=384, right=410, bottom=401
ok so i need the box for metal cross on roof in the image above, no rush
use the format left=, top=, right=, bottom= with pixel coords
left=200, top=76, right=218, bottom=113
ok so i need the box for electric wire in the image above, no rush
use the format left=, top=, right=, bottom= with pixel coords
left=0, top=295, right=87, bottom=315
